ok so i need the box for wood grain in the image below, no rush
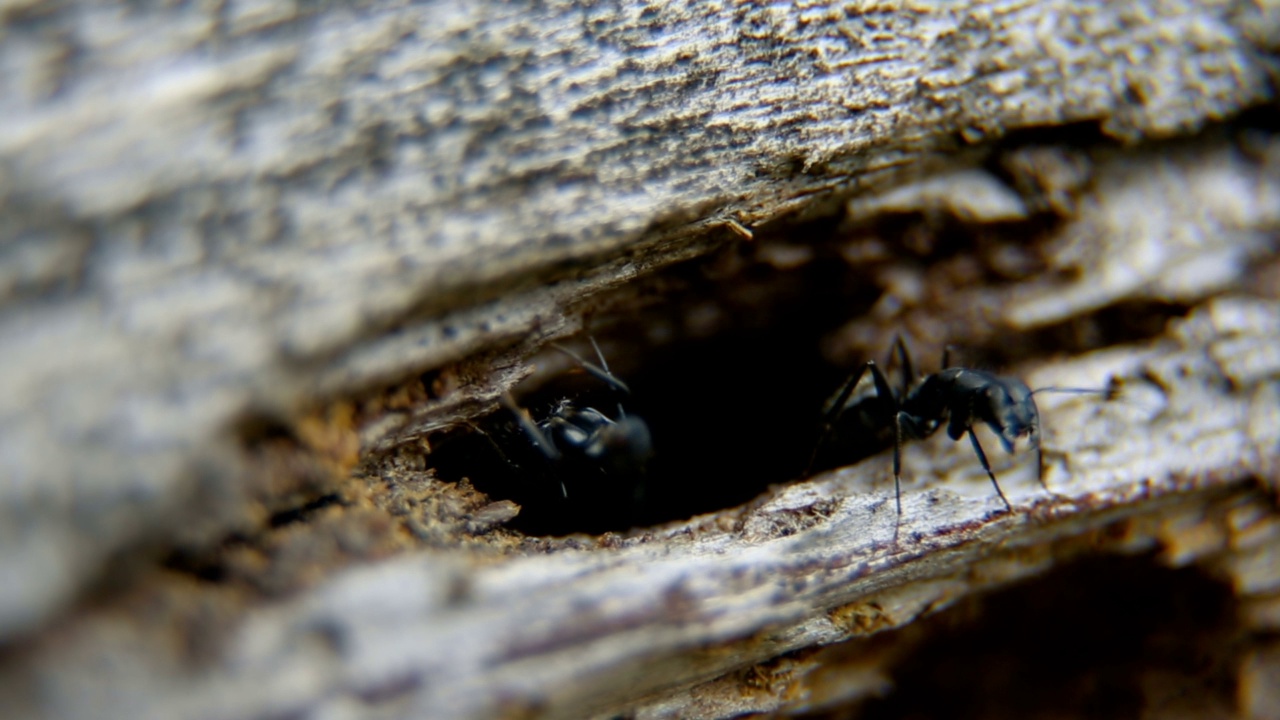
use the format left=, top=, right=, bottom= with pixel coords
left=1, top=0, right=1278, bottom=717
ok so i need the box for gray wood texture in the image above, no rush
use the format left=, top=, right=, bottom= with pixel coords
left=1, top=0, right=1278, bottom=717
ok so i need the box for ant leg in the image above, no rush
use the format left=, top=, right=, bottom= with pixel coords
left=867, top=363, right=904, bottom=517
left=857, top=358, right=902, bottom=540
left=890, top=407, right=921, bottom=546
left=868, top=359, right=896, bottom=403
left=966, top=428, right=1013, bottom=513
left=825, top=363, right=872, bottom=423
left=807, top=361, right=874, bottom=473
left=892, top=412, right=906, bottom=518
left=854, top=357, right=908, bottom=521
left=501, top=394, right=567, bottom=497
left=889, top=409, right=934, bottom=521
left=892, top=335, right=915, bottom=397
left=941, top=344, right=954, bottom=369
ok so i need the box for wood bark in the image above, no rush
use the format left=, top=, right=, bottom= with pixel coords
left=1, top=0, right=1278, bottom=718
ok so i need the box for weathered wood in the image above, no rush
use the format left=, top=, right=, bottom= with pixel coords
left=1, top=0, right=1279, bottom=717
left=4, top=294, right=1278, bottom=719
left=1, top=0, right=1273, bottom=638
left=3, top=132, right=1280, bottom=717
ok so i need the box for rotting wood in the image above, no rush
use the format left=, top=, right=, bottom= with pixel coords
left=2, top=136, right=1279, bottom=716
left=1, top=0, right=1275, bottom=638
left=3, top=296, right=1277, bottom=719
left=1, top=0, right=1280, bottom=718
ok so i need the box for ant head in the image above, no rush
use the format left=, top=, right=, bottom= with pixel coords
left=585, top=416, right=654, bottom=475
left=988, top=376, right=1040, bottom=454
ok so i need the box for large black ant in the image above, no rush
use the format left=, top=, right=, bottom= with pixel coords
left=812, top=338, right=1099, bottom=518
left=502, top=337, right=653, bottom=509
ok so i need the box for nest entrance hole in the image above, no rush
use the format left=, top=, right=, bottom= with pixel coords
left=806, top=555, right=1244, bottom=719
left=427, top=214, right=1191, bottom=537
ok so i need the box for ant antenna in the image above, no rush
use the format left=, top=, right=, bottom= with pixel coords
left=550, top=341, right=631, bottom=397
left=553, top=336, right=633, bottom=419
left=589, top=336, right=610, bottom=375
left=1030, top=386, right=1109, bottom=397
left=588, top=335, right=630, bottom=420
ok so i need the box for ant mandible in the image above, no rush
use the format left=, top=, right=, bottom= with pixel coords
left=814, top=338, right=1095, bottom=518
left=502, top=337, right=653, bottom=501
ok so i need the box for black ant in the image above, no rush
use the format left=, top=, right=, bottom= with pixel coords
left=813, top=338, right=1099, bottom=518
left=502, top=337, right=653, bottom=508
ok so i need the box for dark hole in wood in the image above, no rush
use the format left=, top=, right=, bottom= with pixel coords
left=428, top=211, right=1193, bottom=536
left=805, top=555, right=1243, bottom=719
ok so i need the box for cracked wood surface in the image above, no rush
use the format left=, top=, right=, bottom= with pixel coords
left=4, top=296, right=1278, bottom=719
left=1, top=0, right=1274, bottom=637
left=3, top=131, right=1279, bottom=718
left=1, top=0, right=1280, bottom=718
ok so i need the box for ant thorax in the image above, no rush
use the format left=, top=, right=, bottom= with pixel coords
left=913, top=368, right=1041, bottom=454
